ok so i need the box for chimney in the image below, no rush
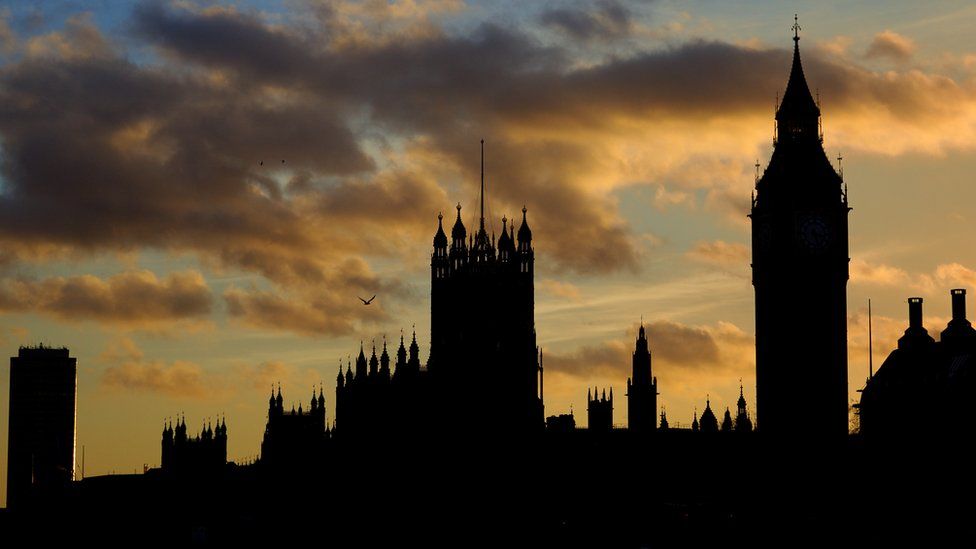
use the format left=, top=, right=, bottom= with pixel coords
left=951, top=289, right=967, bottom=321
left=908, top=297, right=923, bottom=329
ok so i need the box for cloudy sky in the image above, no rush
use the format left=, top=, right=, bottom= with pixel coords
left=3, top=0, right=976, bottom=500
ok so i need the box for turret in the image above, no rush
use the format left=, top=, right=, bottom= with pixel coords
left=735, top=382, right=753, bottom=432
left=721, top=407, right=734, bottom=432
left=355, top=343, right=367, bottom=380
left=699, top=398, right=718, bottom=432
left=408, top=328, right=421, bottom=372
left=432, top=212, right=449, bottom=280
left=379, top=337, right=391, bottom=380
left=450, top=203, right=468, bottom=271
left=369, top=340, right=379, bottom=377
left=394, top=332, right=408, bottom=378
left=497, top=216, right=515, bottom=263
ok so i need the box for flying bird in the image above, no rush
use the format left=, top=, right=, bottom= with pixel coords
left=259, top=160, right=264, bottom=166
left=359, top=295, right=376, bottom=305
left=281, top=159, right=286, bottom=164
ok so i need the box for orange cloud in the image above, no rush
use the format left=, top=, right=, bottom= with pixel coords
left=100, top=338, right=209, bottom=398
left=0, top=270, right=213, bottom=326
left=686, top=240, right=750, bottom=269
left=865, top=30, right=916, bottom=62
left=539, top=279, right=583, bottom=301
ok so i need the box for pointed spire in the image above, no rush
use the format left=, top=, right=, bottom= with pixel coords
left=433, top=211, right=447, bottom=248
left=776, top=15, right=820, bottom=142
left=517, top=205, right=532, bottom=244
left=451, top=203, right=466, bottom=244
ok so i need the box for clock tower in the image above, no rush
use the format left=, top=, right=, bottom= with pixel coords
left=751, top=21, right=850, bottom=443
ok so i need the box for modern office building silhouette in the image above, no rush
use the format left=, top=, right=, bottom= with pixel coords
left=6, top=346, right=77, bottom=509
left=751, top=23, right=850, bottom=441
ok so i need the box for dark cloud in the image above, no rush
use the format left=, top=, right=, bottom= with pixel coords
left=0, top=270, right=212, bottom=325
left=2, top=2, right=973, bottom=335
left=539, top=1, right=634, bottom=41
left=223, top=257, right=405, bottom=337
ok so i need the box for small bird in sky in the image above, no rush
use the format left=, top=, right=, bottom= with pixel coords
left=259, top=160, right=263, bottom=166
left=281, top=159, right=286, bottom=164
left=358, top=295, right=376, bottom=305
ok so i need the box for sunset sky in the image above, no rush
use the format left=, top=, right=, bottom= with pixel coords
left=3, top=0, right=976, bottom=504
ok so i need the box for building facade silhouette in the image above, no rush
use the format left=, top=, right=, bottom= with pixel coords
left=587, top=387, right=613, bottom=432
left=335, top=333, right=428, bottom=441
left=330, top=145, right=543, bottom=439
left=161, top=415, right=227, bottom=474
left=429, top=191, right=542, bottom=434
left=259, top=386, right=329, bottom=468
left=751, top=26, right=850, bottom=441
left=6, top=346, right=77, bottom=509
left=858, top=290, right=976, bottom=442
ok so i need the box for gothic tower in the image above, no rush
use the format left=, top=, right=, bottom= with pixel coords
left=427, top=141, right=542, bottom=435
left=751, top=22, right=850, bottom=442
left=626, top=322, right=657, bottom=433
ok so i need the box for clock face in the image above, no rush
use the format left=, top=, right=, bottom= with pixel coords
left=799, top=215, right=830, bottom=251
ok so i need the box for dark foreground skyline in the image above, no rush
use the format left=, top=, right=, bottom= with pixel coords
left=5, top=2, right=976, bottom=492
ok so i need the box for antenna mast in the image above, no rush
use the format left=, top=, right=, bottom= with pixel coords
left=868, top=299, right=874, bottom=379
left=480, top=139, right=485, bottom=230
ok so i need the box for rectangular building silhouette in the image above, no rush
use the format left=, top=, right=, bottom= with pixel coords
left=6, top=346, right=77, bottom=509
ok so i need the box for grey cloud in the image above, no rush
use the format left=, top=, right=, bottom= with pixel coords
left=539, top=0, right=634, bottom=41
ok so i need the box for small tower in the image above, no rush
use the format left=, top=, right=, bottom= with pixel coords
left=735, top=383, right=753, bottom=432
left=721, top=407, right=734, bottom=432
left=587, top=387, right=614, bottom=432
left=699, top=398, right=718, bottom=433
left=379, top=337, right=391, bottom=381
left=627, top=320, right=657, bottom=433
left=369, top=341, right=379, bottom=378
left=355, top=343, right=367, bottom=381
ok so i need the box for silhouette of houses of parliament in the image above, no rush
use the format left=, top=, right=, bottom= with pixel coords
left=11, top=23, right=973, bottom=544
